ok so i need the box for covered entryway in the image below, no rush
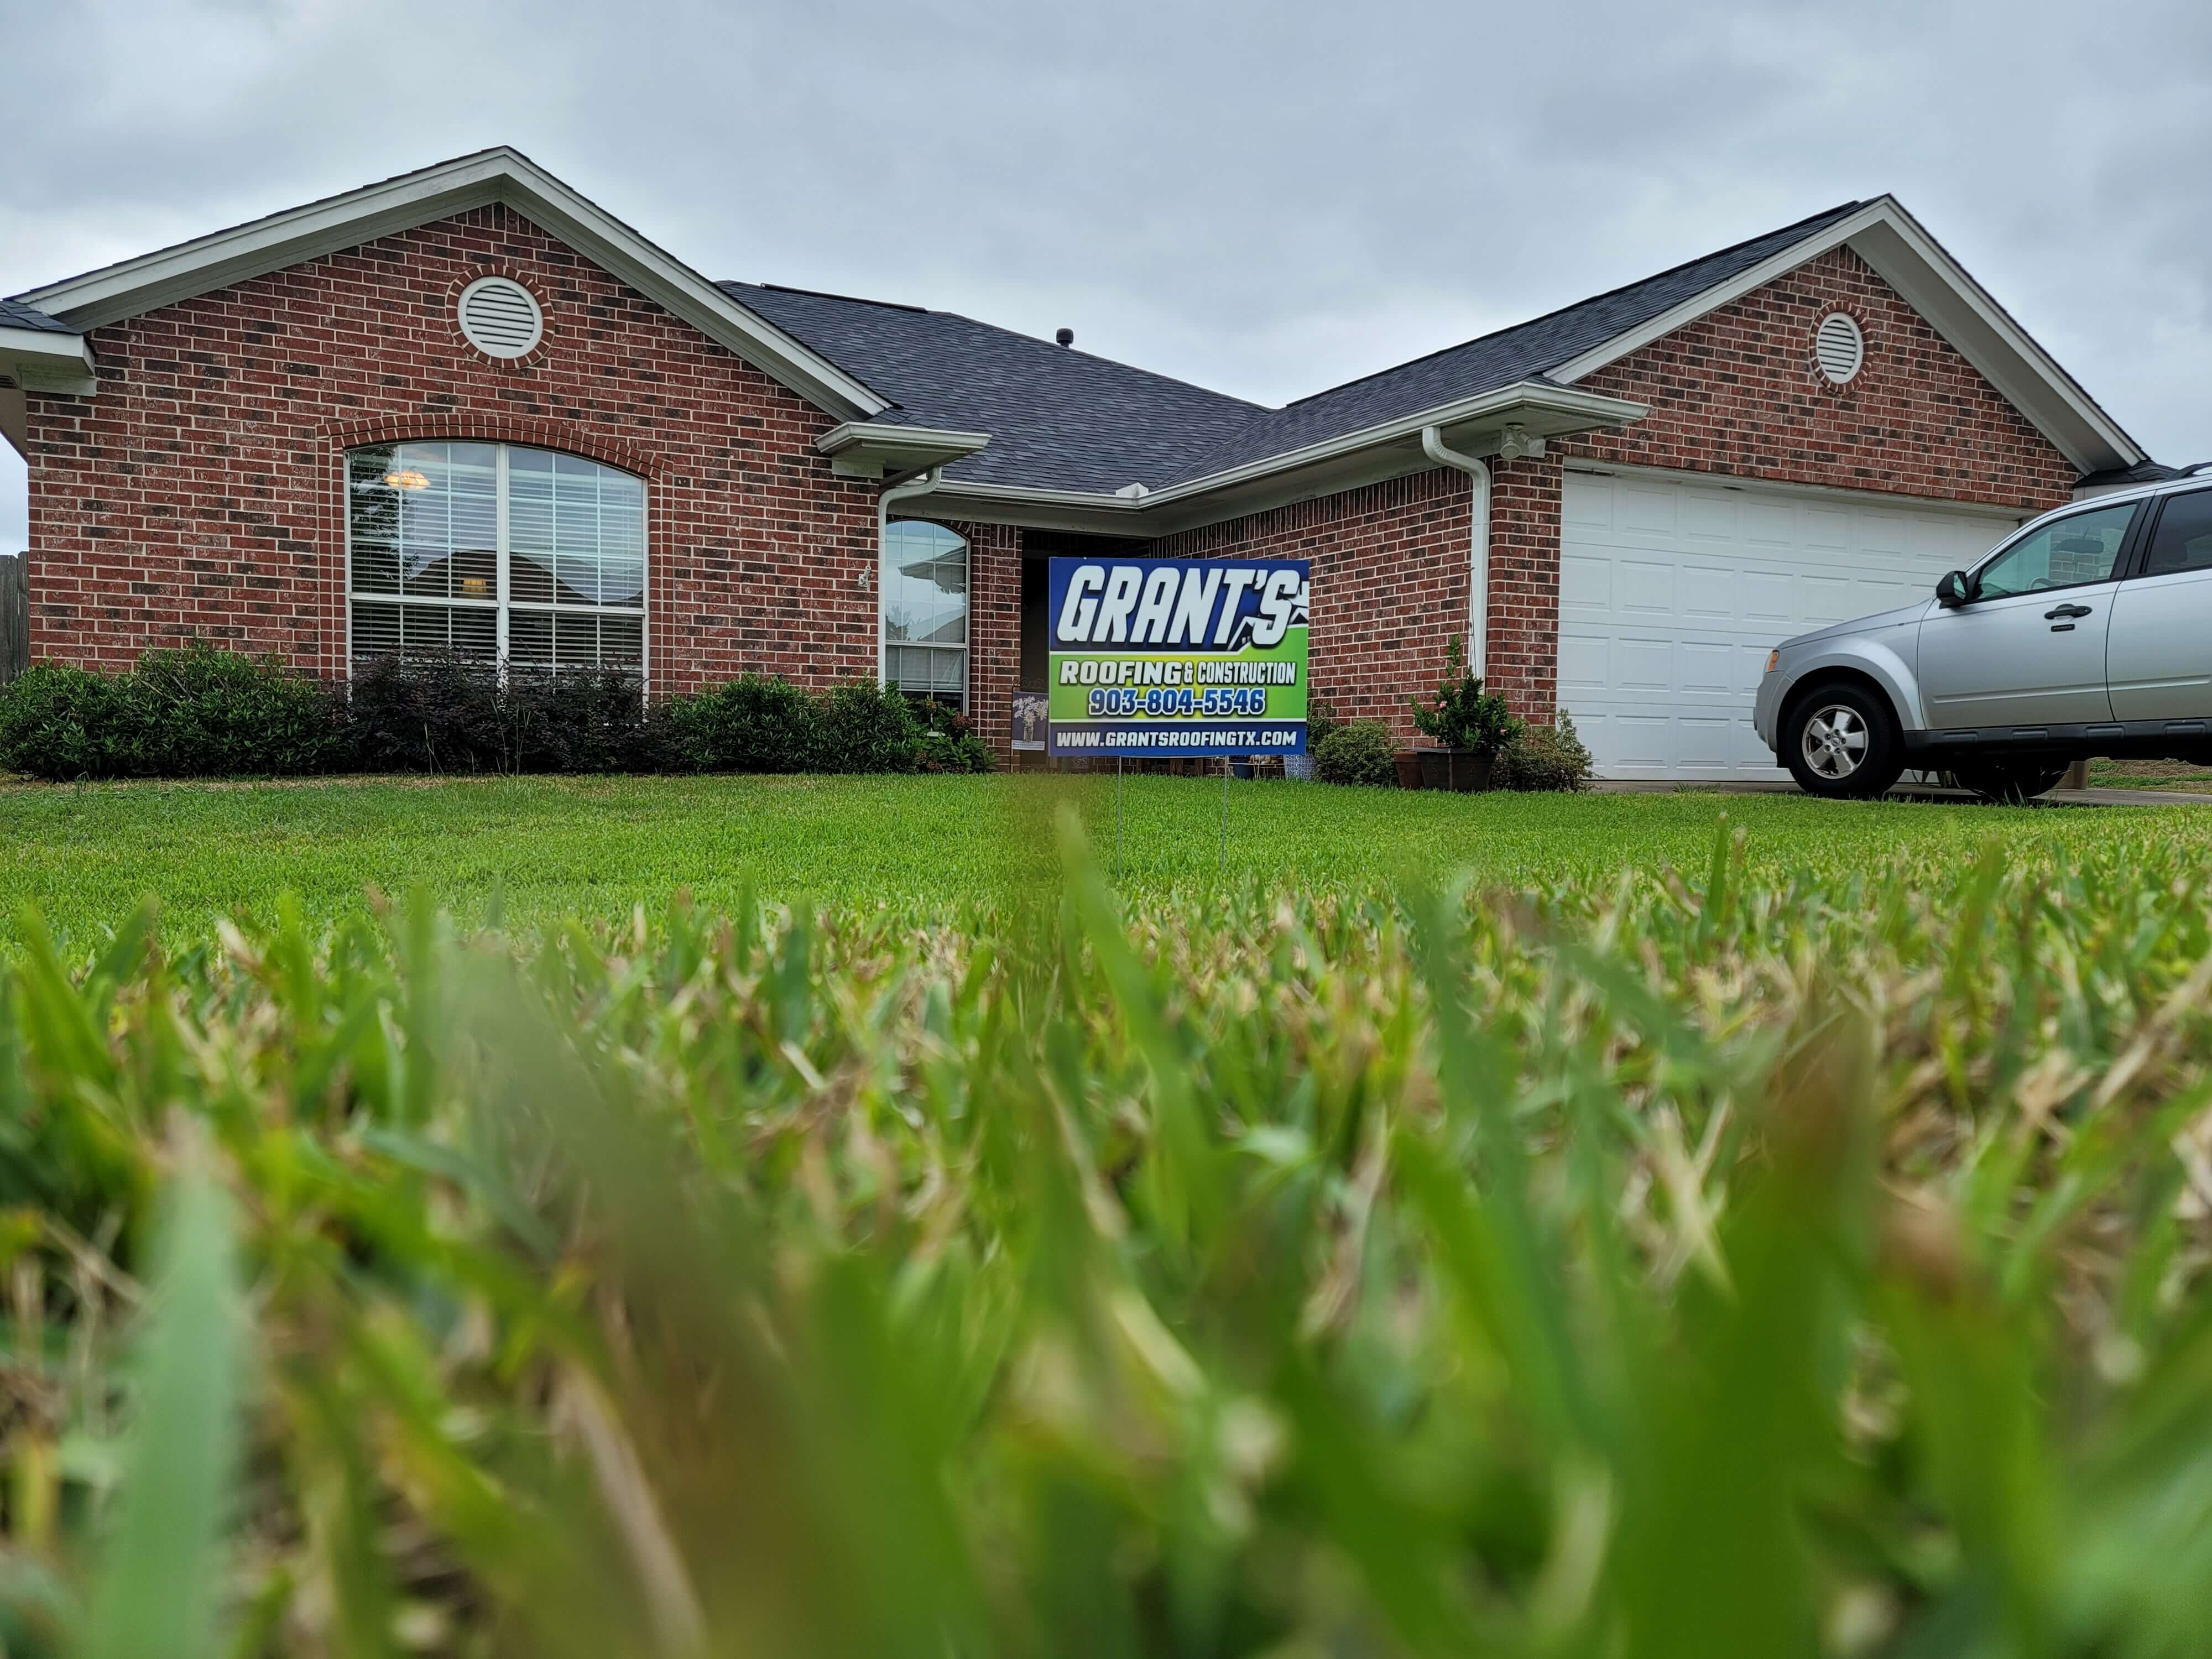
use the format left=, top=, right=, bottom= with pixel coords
left=1556, top=466, right=2024, bottom=780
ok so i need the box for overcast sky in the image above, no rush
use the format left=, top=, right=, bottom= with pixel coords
left=5, top=0, right=2210, bottom=556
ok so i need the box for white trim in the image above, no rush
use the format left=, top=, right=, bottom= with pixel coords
left=1547, top=197, right=2143, bottom=477
left=0, top=325, right=97, bottom=395
left=899, top=383, right=1646, bottom=538
left=876, top=468, right=945, bottom=689
left=14, top=148, right=889, bottom=421
left=815, top=420, right=989, bottom=480
left=1559, top=457, right=2037, bottom=525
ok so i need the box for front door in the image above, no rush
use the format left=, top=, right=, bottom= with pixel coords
left=1917, top=499, right=2141, bottom=729
left=2106, top=487, right=2212, bottom=721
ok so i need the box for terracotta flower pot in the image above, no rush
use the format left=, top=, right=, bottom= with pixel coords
left=1416, top=748, right=1494, bottom=792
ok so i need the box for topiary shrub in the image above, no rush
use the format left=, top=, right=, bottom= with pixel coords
left=0, top=644, right=345, bottom=780
left=650, top=674, right=820, bottom=774
left=813, top=682, right=922, bottom=775
left=912, top=700, right=994, bottom=774
left=1499, top=710, right=1595, bottom=792
left=1313, top=719, right=1397, bottom=786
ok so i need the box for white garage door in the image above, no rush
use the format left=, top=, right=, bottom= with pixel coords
left=1557, top=467, right=2023, bottom=780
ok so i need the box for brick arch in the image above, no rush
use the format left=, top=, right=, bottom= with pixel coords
left=317, top=414, right=662, bottom=481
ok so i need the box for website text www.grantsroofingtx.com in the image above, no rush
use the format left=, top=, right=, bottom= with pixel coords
left=1050, top=727, right=1303, bottom=751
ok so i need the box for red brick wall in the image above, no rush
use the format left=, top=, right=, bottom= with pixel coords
left=22, top=204, right=880, bottom=692
left=1154, top=468, right=1484, bottom=741
left=1561, top=244, right=2076, bottom=513
left=951, top=519, right=1021, bottom=761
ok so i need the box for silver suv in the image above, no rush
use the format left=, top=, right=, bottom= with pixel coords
left=1754, top=468, right=2212, bottom=801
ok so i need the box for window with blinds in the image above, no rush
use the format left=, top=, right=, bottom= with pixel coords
left=883, top=520, right=969, bottom=709
left=347, top=442, right=645, bottom=677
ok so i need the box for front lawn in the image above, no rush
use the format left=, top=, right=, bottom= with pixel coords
left=4, top=770, right=2208, bottom=948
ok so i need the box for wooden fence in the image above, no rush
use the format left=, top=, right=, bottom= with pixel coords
left=0, top=556, right=25, bottom=684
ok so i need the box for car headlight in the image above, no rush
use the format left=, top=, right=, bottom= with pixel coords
left=1765, top=650, right=1780, bottom=675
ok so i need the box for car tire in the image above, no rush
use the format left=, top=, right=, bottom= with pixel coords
left=1950, top=760, right=2070, bottom=805
left=1782, top=682, right=1905, bottom=800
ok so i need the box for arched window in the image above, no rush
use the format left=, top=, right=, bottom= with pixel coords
left=882, top=519, right=968, bottom=708
left=346, top=442, right=645, bottom=674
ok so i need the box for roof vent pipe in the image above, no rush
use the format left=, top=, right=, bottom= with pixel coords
left=1421, top=426, right=1491, bottom=680
left=1054, top=328, right=1074, bottom=347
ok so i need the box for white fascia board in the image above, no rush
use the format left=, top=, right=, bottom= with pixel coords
left=916, top=382, right=1648, bottom=536
left=0, top=325, right=98, bottom=395
left=817, top=421, right=989, bottom=465
left=1547, top=197, right=2143, bottom=475
left=13, top=148, right=889, bottom=421
left=1138, top=382, right=1647, bottom=512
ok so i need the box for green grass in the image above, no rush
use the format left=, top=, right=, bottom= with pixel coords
left=7, top=828, right=2212, bottom=1656
left=2089, top=757, right=2212, bottom=793
left=4, top=771, right=2209, bottom=948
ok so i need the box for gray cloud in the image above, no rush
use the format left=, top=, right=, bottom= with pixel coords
left=4, top=0, right=2210, bottom=555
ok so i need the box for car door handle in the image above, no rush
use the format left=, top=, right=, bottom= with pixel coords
left=2044, top=603, right=2093, bottom=620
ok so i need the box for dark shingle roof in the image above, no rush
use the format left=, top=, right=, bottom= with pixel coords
left=1161, top=201, right=1867, bottom=482
left=724, top=202, right=1865, bottom=494
left=719, top=282, right=1264, bottom=493
left=0, top=297, right=76, bottom=335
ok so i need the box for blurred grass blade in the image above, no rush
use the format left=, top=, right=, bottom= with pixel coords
left=87, top=1146, right=242, bottom=1659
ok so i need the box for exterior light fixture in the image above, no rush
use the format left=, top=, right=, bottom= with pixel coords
left=384, top=468, right=430, bottom=491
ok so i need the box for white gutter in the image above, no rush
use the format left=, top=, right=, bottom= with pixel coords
left=1421, top=426, right=1491, bottom=679
left=875, top=466, right=943, bottom=687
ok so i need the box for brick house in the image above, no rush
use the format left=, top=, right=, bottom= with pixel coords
left=0, top=148, right=2151, bottom=778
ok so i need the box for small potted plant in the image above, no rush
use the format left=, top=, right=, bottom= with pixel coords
left=1410, top=634, right=1520, bottom=791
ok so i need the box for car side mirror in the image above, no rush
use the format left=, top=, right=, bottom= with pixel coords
left=1936, top=570, right=1971, bottom=608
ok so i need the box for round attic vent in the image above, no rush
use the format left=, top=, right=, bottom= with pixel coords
left=1815, top=311, right=1864, bottom=385
left=457, top=276, right=544, bottom=358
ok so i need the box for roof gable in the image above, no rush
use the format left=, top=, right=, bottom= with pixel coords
left=6, top=148, right=889, bottom=422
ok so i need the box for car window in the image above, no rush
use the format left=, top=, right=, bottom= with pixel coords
left=2142, top=488, right=2212, bottom=578
left=1974, top=501, right=2140, bottom=599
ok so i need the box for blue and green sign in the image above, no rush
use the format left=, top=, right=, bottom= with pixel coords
left=1047, top=557, right=1310, bottom=758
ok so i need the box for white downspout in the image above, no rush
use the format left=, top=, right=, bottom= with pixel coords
left=875, top=466, right=943, bottom=687
left=1420, top=426, right=1490, bottom=679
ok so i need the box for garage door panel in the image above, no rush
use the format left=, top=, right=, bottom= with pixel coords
left=1681, top=564, right=1738, bottom=618
left=1741, top=570, right=1794, bottom=622
left=1619, top=487, right=1678, bottom=533
left=1682, top=494, right=1738, bottom=539
left=1615, top=635, right=1675, bottom=691
left=1677, top=641, right=1735, bottom=696
left=1619, top=561, right=1677, bottom=615
left=1560, top=470, right=2021, bottom=781
left=1559, top=553, right=1614, bottom=613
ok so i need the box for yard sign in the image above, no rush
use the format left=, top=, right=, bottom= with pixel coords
left=1047, top=557, right=1310, bottom=759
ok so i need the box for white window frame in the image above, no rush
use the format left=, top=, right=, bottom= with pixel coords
left=880, top=518, right=970, bottom=710
left=342, top=441, right=650, bottom=689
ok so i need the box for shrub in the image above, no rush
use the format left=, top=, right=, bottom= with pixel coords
left=1499, top=709, right=1594, bottom=792
left=912, top=700, right=995, bottom=773
left=1313, top=718, right=1397, bottom=785
left=651, top=673, right=821, bottom=774
left=1304, top=695, right=1340, bottom=753
left=1411, top=633, right=1521, bottom=757
left=341, top=651, right=508, bottom=774
left=814, top=682, right=922, bottom=774
left=504, top=668, right=650, bottom=774
left=0, top=643, right=345, bottom=780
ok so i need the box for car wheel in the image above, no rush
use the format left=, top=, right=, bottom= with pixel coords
left=1950, top=760, right=2070, bottom=804
left=1783, top=683, right=1904, bottom=800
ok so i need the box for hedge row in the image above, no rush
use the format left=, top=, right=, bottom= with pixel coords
left=0, top=644, right=994, bottom=781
